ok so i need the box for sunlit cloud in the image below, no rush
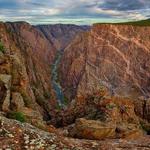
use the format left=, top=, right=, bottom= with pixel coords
left=0, top=0, right=149, bottom=24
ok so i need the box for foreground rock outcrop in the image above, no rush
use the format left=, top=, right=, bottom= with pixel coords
left=70, top=118, right=116, bottom=140
left=1, top=21, right=150, bottom=149
left=50, top=88, right=145, bottom=139
left=1, top=115, right=150, bottom=150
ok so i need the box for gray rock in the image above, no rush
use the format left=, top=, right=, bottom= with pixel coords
left=11, top=92, right=25, bottom=111
left=0, top=74, right=11, bottom=112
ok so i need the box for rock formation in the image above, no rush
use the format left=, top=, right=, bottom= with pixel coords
left=0, top=21, right=150, bottom=149
left=0, top=74, right=11, bottom=112
left=37, top=24, right=90, bottom=50
left=60, top=24, right=150, bottom=100
left=1, top=115, right=150, bottom=150
left=68, top=95, right=143, bottom=140
left=0, top=21, right=56, bottom=124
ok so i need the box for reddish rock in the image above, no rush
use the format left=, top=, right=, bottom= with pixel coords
left=11, top=92, right=25, bottom=111
left=60, top=24, right=150, bottom=100
left=1, top=115, right=150, bottom=150
left=0, top=22, right=57, bottom=121
left=70, top=118, right=116, bottom=140
left=0, top=74, right=11, bottom=112
left=134, top=98, right=150, bottom=133
left=67, top=95, right=143, bottom=140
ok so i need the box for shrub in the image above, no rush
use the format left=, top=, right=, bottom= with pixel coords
left=7, top=111, right=26, bottom=123
left=140, top=121, right=150, bottom=135
left=106, top=103, right=116, bottom=110
left=64, top=96, right=69, bottom=105
left=56, top=104, right=62, bottom=110
left=0, top=42, right=5, bottom=53
left=44, top=91, right=51, bottom=99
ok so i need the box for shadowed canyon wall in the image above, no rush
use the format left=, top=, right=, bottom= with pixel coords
left=37, top=24, right=90, bottom=50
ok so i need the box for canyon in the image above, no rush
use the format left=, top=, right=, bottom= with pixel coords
left=60, top=24, right=150, bottom=100
left=0, top=21, right=150, bottom=149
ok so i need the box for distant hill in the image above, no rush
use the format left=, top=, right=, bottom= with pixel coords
left=116, top=19, right=150, bottom=26
left=94, top=19, right=150, bottom=26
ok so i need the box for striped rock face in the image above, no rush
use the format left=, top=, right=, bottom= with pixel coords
left=60, top=24, right=150, bottom=100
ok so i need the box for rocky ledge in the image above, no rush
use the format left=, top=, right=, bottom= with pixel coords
left=0, top=115, right=150, bottom=150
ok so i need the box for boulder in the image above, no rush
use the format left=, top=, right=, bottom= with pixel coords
left=68, top=96, right=144, bottom=140
left=0, top=74, right=11, bottom=112
left=69, top=118, right=143, bottom=140
left=21, top=107, right=43, bottom=125
left=11, top=92, right=25, bottom=111
left=116, top=124, right=143, bottom=139
left=69, top=118, right=116, bottom=140
left=96, top=97, right=144, bottom=139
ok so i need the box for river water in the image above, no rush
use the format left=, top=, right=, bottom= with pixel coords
left=51, top=50, right=65, bottom=107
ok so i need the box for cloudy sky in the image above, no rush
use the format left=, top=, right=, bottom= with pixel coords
left=0, top=0, right=150, bottom=24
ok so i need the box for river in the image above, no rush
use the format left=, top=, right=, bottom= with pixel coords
left=51, top=50, right=65, bottom=107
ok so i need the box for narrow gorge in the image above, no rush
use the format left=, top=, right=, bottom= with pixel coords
left=0, top=21, right=150, bottom=149
left=51, top=50, right=65, bottom=107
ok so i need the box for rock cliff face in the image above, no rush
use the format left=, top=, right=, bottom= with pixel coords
left=1, top=21, right=150, bottom=149
left=0, top=22, right=57, bottom=123
left=60, top=24, right=150, bottom=100
left=37, top=24, right=90, bottom=50
left=0, top=22, right=90, bottom=124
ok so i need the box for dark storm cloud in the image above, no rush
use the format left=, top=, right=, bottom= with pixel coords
left=100, top=0, right=150, bottom=11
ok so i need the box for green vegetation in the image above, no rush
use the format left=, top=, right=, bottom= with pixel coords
left=44, top=91, right=51, bottom=99
left=106, top=103, right=116, bottom=110
left=140, top=121, right=150, bottom=134
left=63, top=96, right=69, bottom=105
left=95, top=19, right=150, bottom=27
left=7, top=111, right=26, bottom=123
left=56, top=103, right=62, bottom=110
left=0, top=41, right=5, bottom=53
left=116, top=19, right=150, bottom=26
